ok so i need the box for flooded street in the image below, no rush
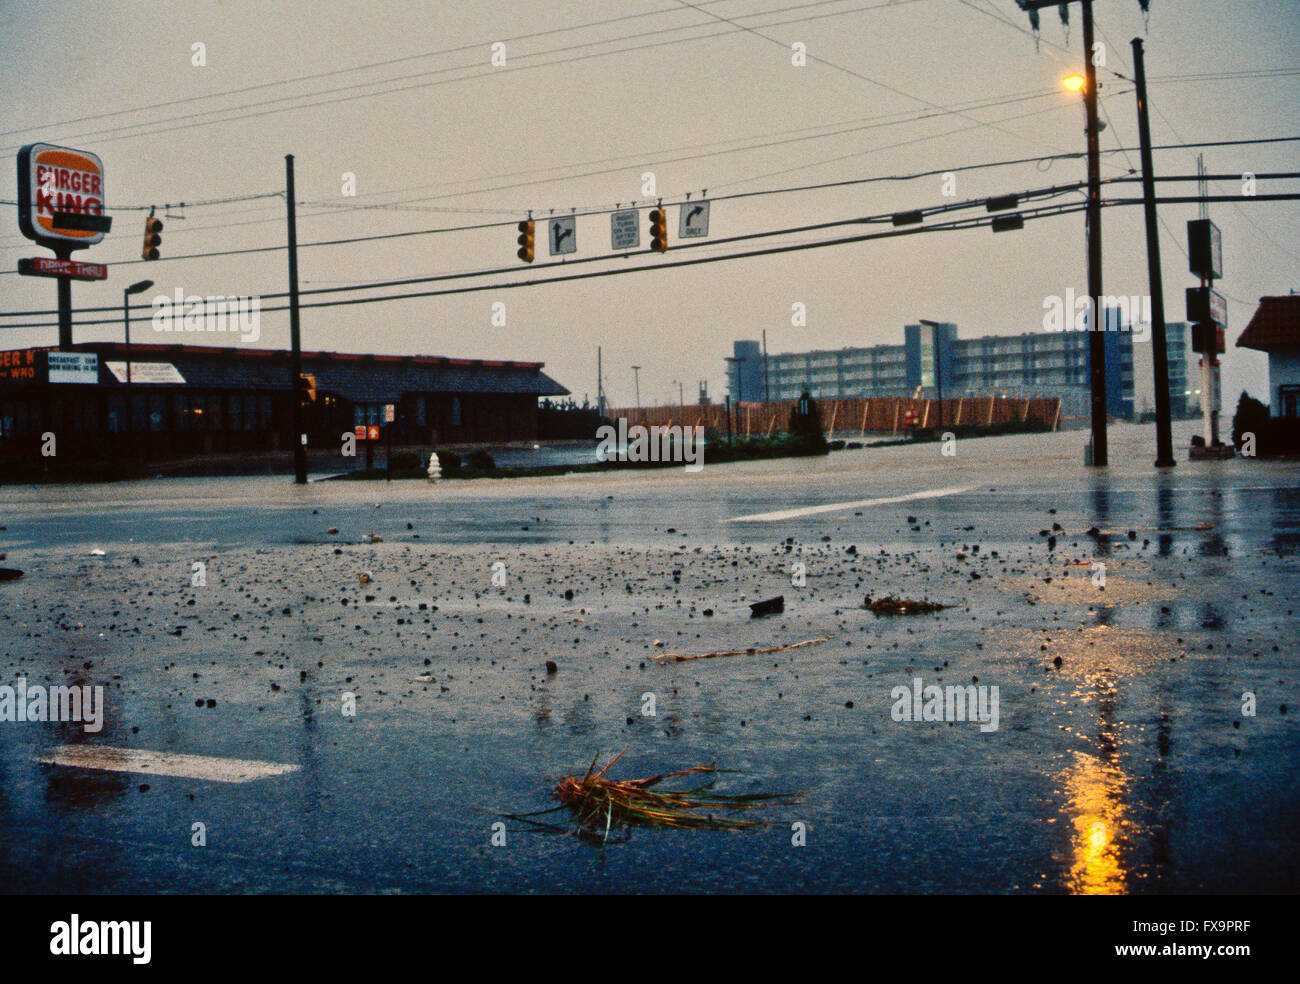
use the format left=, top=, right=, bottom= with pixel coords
left=2, top=422, right=1297, bottom=892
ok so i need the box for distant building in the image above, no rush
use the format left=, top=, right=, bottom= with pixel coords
left=726, top=340, right=765, bottom=402
left=1236, top=295, right=1300, bottom=418
left=729, top=312, right=1198, bottom=424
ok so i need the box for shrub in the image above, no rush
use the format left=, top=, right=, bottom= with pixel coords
left=389, top=449, right=422, bottom=472
left=433, top=450, right=462, bottom=476
left=1232, top=391, right=1269, bottom=449
left=465, top=449, right=496, bottom=472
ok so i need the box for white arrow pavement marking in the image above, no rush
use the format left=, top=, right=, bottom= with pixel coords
left=727, top=485, right=976, bottom=523
left=36, top=745, right=299, bottom=783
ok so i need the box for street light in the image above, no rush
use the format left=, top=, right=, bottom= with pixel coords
left=1062, top=73, right=1086, bottom=93
left=1018, top=0, right=1109, bottom=467
left=631, top=365, right=641, bottom=410
left=123, top=279, right=153, bottom=443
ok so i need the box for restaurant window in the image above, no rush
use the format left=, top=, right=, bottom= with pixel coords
left=79, top=397, right=99, bottom=435
left=149, top=393, right=167, bottom=432
left=107, top=394, right=125, bottom=434
left=0, top=400, right=12, bottom=438
left=451, top=396, right=462, bottom=427
left=1281, top=385, right=1300, bottom=420
left=207, top=393, right=223, bottom=430
left=131, top=393, right=148, bottom=433
left=258, top=394, right=273, bottom=430
left=227, top=393, right=242, bottom=432
left=416, top=396, right=426, bottom=427
left=242, top=394, right=257, bottom=431
left=173, top=393, right=190, bottom=433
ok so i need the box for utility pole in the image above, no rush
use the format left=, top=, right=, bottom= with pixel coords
left=631, top=365, right=641, bottom=409
left=762, top=330, right=770, bottom=403
left=597, top=346, right=605, bottom=416
left=285, top=155, right=307, bottom=485
left=1131, top=37, right=1176, bottom=468
left=1080, top=0, right=1107, bottom=467
left=1018, top=0, right=1110, bottom=466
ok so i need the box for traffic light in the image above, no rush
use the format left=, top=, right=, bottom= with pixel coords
left=648, top=208, right=668, bottom=253
left=141, top=216, right=163, bottom=260
left=298, top=373, right=316, bottom=405
left=516, top=219, right=535, bottom=263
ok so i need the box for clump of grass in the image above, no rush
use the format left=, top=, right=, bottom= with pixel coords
left=506, top=750, right=802, bottom=843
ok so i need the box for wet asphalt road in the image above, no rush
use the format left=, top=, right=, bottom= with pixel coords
left=1, top=421, right=1298, bottom=893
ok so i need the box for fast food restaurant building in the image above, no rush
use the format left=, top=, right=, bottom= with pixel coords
left=0, top=341, right=568, bottom=463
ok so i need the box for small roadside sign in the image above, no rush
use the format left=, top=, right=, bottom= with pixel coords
left=18, top=256, right=107, bottom=281
left=367, top=425, right=380, bottom=441
left=678, top=201, right=710, bottom=238
left=610, top=210, right=639, bottom=250
left=354, top=425, right=367, bottom=442
left=549, top=216, right=576, bottom=255
left=383, top=403, right=395, bottom=423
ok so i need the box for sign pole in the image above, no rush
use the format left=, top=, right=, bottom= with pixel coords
left=55, top=245, right=73, bottom=348
left=285, top=155, right=307, bottom=485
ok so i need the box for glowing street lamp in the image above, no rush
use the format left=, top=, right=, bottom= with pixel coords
left=1062, top=73, right=1086, bottom=93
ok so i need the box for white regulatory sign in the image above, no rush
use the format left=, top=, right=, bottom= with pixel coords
left=548, top=216, right=577, bottom=256
left=678, top=201, right=710, bottom=238
left=610, top=210, right=640, bottom=250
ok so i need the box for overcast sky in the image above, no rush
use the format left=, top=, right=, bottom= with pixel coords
left=2, top=0, right=1297, bottom=409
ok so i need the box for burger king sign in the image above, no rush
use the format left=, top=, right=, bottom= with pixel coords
left=17, top=143, right=107, bottom=248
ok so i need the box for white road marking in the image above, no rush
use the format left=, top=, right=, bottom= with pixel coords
left=728, top=485, right=976, bottom=523
left=36, top=745, right=299, bottom=783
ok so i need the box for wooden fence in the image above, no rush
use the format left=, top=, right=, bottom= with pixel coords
left=604, top=395, right=1061, bottom=437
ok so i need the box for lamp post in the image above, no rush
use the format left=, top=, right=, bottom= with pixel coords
left=631, top=365, right=641, bottom=409
left=123, top=279, right=153, bottom=446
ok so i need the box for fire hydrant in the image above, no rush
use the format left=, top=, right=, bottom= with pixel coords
left=426, top=452, right=441, bottom=483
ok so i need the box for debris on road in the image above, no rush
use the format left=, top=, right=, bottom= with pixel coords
left=0, top=568, right=22, bottom=582
left=864, top=595, right=949, bottom=616
left=749, top=595, right=784, bottom=618
left=505, top=750, right=802, bottom=842
left=651, top=636, right=827, bottom=662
